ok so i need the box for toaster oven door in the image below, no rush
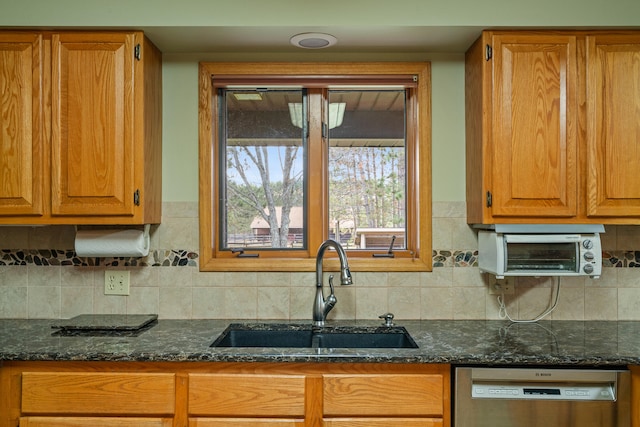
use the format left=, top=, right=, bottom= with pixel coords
left=504, top=235, right=579, bottom=273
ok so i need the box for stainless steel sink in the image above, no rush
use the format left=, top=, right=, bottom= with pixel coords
left=211, top=323, right=418, bottom=349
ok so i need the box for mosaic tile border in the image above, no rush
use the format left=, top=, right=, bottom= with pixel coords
left=602, top=251, right=640, bottom=267
left=432, top=250, right=479, bottom=268
left=0, top=249, right=198, bottom=267
left=0, top=249, right=637, bottom=268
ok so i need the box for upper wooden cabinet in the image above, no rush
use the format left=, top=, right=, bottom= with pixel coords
left=466, top=30, right=640, bottom=224
left=586, top=34, right=640, bottom=218
left=0, top=33, right=45, bottom=217
left=0, top=31, right=162, bottom=225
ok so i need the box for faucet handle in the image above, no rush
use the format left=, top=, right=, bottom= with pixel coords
left=378, top=312, right=395, bottom=327
left=328, top=275, right=335, bottom=295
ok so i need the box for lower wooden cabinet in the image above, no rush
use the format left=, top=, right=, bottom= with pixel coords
left=0, top=361, right=450, bottom=427
left=323, top=420, right=442, bottom=427
left=21, top=372, right=175, bottom=415
left=323, top=373, right=444, bottom=416
left=20, top=418, right=172, bottom=427
left=190, top=420, right=305, bottom=427
left=188, top=374, right=306, bottom=417
left=632, top=366, right=640, bottom=427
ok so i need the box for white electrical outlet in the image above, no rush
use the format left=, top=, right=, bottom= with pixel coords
left=104, top=271, right=130, bottom=295
left=489, top=277, right=515, bottom=295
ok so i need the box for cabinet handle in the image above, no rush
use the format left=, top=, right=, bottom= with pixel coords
left=134, top=189, right=140, bottom=206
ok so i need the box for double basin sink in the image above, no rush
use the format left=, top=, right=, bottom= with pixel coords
left=211, top=323, right=418, bottom=349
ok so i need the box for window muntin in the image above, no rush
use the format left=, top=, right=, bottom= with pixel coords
left=198, top=62, right=432, bottom=272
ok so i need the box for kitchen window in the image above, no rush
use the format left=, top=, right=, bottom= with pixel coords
left=198, top=62, right=432, bottom=272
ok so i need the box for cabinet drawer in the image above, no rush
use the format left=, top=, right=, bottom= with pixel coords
left=21, top=372, right=175, bottom=415
left=190, top=419, right=305, bottom=427
left=188, top=374, right=306, bottom=417
left=323, top=419, right=443, bottom=427
left=20, top=417, right=172, bottom=427
left=323, top=374, right=444, bottom=416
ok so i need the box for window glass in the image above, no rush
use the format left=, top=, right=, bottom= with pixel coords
left=220, top=89, right=306, bottom=250
left=198, top=62, right=432, bottom=272
left=327, top=90, right=407, bottom=251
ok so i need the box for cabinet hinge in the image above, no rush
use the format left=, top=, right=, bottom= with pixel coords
left=134, top=44, right=141, bottom=61
left=486, top=191, right=493, bottom=207
left=134, top=189, right=140, bottom=206
left=485, top=44, right=492, bottom=61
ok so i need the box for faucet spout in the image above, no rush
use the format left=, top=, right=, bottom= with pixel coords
left=313, top=239, right=353, bottom=326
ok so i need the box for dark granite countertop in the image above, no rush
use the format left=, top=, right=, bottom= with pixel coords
left=2, top=318, right=640, bottom=366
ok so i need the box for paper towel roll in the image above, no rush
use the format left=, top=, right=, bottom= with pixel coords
left=75, top=228, right=150, bottom=257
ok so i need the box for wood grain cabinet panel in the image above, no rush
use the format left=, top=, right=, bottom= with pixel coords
left=586, top=34, right=640, bottom=217
left=21, top=372, right=176, bottom=415
left=19, top=417, right=173, bottom=427
left=490, top=34, right=578, bottom=218
left=49, top=31, right=162, bottom=223
left=632, top=366, right=640, bottom=427
left=466, top=31, right=579, bottom=223
left=190, top=419, right=305, bottom=427
left=50, top=32, right=136, bottom=217
left=323, top=374, right=444, bottom=417
left=323, top=419, right=443, bottom=427
left=0, top=32, right=44, bottom=217
left=188, top=374, right=306, bottom=417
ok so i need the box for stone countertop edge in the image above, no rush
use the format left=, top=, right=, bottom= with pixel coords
left=1, top=319, right=639, bottom=366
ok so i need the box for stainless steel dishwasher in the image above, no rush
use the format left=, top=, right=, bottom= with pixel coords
left=455, top=367, right=630, bottom=427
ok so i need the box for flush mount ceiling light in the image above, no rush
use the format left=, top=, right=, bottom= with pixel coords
left=233, top=92, right=263, bottom=101
left=288, top=102, right=346, bottom=129
left=290, top=32, right=337, bottom=49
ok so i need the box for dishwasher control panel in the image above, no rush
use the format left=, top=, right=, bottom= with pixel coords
left=472, top=383, right=615, bottom=401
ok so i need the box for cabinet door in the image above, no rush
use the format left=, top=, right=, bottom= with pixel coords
left=20, top=417, right=172, bottom=427
left=189, top=419, right=304, bottom=427
left=188, top=374, right=306, bottom=417
left=586, top=34, right=640, bottom=217
left=50, top=32, right=136, bottom=217
left=323, top=374, right=444, bottom=417
left=631, top=366, right=640, bottom=427
left=490, top=34, right=578, bottom=217
left=323, top=419, right=442, bottom=427
left=21, top=372, right=175, bottom=415
left=0, top=32, right=44, bottom=216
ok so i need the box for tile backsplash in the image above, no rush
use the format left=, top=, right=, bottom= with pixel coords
left=1, top=201, right=640, bottom=321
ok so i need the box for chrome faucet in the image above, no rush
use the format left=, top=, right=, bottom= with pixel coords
left=313, top=239, right=353, bottom=326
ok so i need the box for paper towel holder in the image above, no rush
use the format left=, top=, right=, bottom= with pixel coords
left=141, top=223, right=151, bottom=252
left=74, top=224, right=150, bottom=241
left=74, top=224, right=151, bottom=257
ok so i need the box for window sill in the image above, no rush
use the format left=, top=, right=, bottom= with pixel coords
left=198, top=255, right=431, bottom=272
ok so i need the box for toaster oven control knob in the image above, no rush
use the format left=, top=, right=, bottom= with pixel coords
left=584, top=251, right=595, bottom=262
left=583, top=264, right=594, bottom=274
left=583, top=239, right=594, bottom=250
